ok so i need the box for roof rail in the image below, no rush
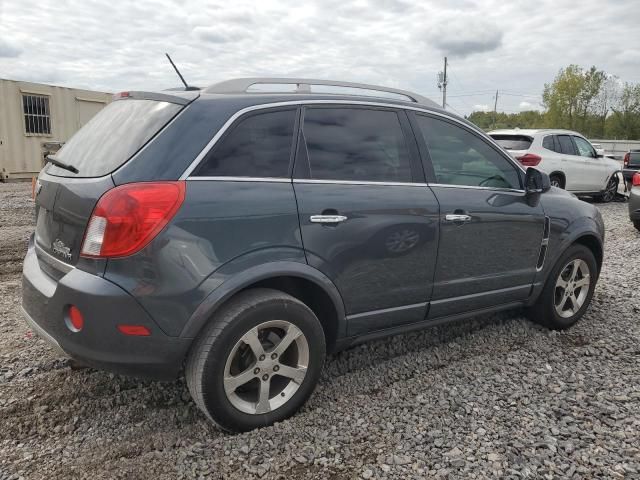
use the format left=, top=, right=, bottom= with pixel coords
left=203, top=77, right=438, bottom=107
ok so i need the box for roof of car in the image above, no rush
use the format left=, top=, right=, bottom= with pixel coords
left=488, top=128, right=585, bottom=136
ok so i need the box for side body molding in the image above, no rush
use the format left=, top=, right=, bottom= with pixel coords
left=179, top=260, right=348, bottom=341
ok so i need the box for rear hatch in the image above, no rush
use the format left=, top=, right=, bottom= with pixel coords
left=34, top=92, right=191, bottom=274
left=489, top=134, right=533, bottom=159
left=627, top=151, right=640, bottom=169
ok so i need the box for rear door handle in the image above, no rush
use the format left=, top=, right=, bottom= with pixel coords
left=444, top=214, right=472, bottom=222
left=310, top=215, right=348, bottom=224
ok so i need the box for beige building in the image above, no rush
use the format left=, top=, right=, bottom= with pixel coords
left=0, top=79, right=112, bottom=180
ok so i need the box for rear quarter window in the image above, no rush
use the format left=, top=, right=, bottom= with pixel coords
left=489, top=134, right=533, bottom=151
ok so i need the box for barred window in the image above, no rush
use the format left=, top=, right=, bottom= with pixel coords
left=23, top=94, right=51, bottom=135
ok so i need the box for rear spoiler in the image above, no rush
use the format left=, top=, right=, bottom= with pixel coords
left=112, top=90, right=198, bottom=106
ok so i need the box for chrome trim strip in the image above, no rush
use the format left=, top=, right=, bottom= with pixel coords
left=294, top=179, right=428, bottom=187
left=429, top=183, right=525, bottom=193
left=310, top=214, right=348, bottom=224
left=346, top=302, right=427, bottom=320
left=186, top=176, right=291, bottom=183
left=35, top=243, right=75, bottom=274
left=180, top=99, right=526, bottom=180
left=21, top=307, right=67, bottom=355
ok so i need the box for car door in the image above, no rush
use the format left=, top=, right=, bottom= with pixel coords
left=293, top=105, right=440, bottom=336
left=556, top=134, right=586, bottom=191
left=573, top=135, right=608, bottom=191
left=410, top=112, right=546, bottom=319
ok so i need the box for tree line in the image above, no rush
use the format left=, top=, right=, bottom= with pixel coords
left=467, top=65, right=640, bottom=139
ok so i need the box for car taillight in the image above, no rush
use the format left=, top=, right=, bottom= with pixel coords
left=516, top=153, right=542, bottom=166
left=633, top=172, right=640, bottom=187
left=81, top=181, right=185, bottom=258
left=624, top=153, right=630, bottom=167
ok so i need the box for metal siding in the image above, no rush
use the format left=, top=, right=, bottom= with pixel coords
left=0, top=79, right=111, bottom=179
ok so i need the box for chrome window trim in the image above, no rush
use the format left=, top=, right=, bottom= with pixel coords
left=428, top=183, right=525, bottom=193
left=180, top=99, right=526, bottom=180
left=187, top=176, right=291, bottom=183
left=294, top=179, right=428, bottom=187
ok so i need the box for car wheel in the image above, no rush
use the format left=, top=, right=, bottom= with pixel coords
left=186, top=288, right=326, bottom=432
left=634, top=220, right=640, bottom=232
left=597, top=176, right=618, bottom=203
left=528, top=244, right=597, bottom=330
left=549, top=174, right=564, bottom=189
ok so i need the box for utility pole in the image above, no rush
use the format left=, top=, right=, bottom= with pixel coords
left=492, top=90, right=499, bottom=128
left=437, top=57, right=448, bottom=109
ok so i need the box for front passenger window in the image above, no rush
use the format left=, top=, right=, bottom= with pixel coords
left=573, top=136, right=596, bottom=158
left=415, top=115, right=520, bottom=189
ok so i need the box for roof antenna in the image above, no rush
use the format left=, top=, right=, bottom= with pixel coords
left=165, top=53, right=199, bottom=91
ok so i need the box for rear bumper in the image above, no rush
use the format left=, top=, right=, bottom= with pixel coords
left=21, top=236, right=191, bottom=380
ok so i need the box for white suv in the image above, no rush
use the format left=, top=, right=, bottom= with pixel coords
left=489, top=129, right=621, bottom=202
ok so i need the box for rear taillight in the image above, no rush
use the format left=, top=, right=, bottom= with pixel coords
left=516, top=153, right=542, bottom=167
left=81, top=181, right=185, bottom=258
left=624, top=153, right=630, bottom=167
left=633, top=172, right=640, bottom=187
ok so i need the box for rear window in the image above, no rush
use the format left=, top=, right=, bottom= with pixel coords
left=47, top=99, right=182, bottom=177
left=489, top=134, right=533, bottom=151
left=629, top=151, right=640, bottom=165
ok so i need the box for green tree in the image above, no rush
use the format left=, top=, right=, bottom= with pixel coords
left=607, top=83, right=640, bottom=139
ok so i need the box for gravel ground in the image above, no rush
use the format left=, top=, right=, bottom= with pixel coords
left=1, top=181, right=639, bottom=480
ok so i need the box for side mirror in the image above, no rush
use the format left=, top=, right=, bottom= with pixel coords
left=524, top=167, right=551, bottom=195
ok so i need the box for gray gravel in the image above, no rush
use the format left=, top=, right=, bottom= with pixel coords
left=1, top=181, right=639, bottom=479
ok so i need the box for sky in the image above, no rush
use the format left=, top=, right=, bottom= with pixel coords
left=1, top=0, right=639, bottom=116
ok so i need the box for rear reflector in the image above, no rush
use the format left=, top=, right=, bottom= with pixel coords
left=624, top=153, right=630, bottom=167
left=66, top=305, right=84, bottom=332
left=633, top=172, right=640, bottom=187
left=117, top=325, right=151, bottom=336
left=81, top=181, right=185, bottom=258
left=516, top=153, right=542, bottom=167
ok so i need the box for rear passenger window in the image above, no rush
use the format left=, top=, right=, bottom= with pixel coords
left=542, top=135, right=557, bottom=152
left=415, top=115, right=521, bottom=189
left=302, top=108, right=412, bottom=182
left=193, top=109, right=296, bottom=177
left=557, top=135, right=577, bottom=155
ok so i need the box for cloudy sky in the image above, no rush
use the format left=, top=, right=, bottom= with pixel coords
left=1, top=0, right=639, bottom=115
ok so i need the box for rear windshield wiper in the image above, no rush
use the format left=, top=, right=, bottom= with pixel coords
left=45, top=155, right=79, bottom=174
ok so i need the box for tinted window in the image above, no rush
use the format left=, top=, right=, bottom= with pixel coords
left=573, top=136, right=596, bottom=158
left=302, top=108, right=412, bottom=182
left=557, top=135, right=577, bottom=155
left=49, top=99, right=182, bottom=177
left=416, top=115, right=520, bottom=189
left=194, top=109, right=296, bottom=177
left=490, top=134, right=532, bottom=151
left=542, top=135, right=557, bottom=152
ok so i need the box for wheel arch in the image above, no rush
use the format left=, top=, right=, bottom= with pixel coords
left=573, top=233, right=603, bottom=274
left=549, top=171, right=566, bottom=188
left=180, top=261, right=347, bottom=353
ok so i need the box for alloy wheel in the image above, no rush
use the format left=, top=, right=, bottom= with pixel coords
left=601, top=177, right=617, bottom=202
left=554, top=259, right=591, bottom=318
left=223, top=320, right=309, bottom=414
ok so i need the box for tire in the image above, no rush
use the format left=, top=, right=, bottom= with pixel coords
left=549, top=174, right=564, bottom=189
left=634, top=220, right=640, bottom=232
left=595, top=175, right=618, bottom=203
left=186, top=288, right=326, bottom=432
left=527, top=244, right=598, bottom=330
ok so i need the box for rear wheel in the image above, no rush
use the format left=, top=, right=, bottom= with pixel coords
left=186, top=288, right=325, bottom=432
left=549, top=174, right=564, bottom=189
left=528, top=244, right=597, bottom=329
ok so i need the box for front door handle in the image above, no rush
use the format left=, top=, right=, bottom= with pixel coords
left=310, top=214, right=348, bottom=224
left=444, top=214, right=472, bottom=222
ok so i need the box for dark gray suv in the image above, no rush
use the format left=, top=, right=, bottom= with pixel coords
left=22, top=78, right=605, bottom=432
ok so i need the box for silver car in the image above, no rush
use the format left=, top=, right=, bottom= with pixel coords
left=489, top=129, right=621, bottom=202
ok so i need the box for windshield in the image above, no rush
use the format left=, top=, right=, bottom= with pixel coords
left=490, top=134, right=533, bottom=151
left=48, top=99, right=182, bottom=177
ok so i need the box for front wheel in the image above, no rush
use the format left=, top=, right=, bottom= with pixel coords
left=596, top=176, right=618, bottom=203
left=186, top=288, right=326, bottom=432
left=528, top=244, right=598, bottom=329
